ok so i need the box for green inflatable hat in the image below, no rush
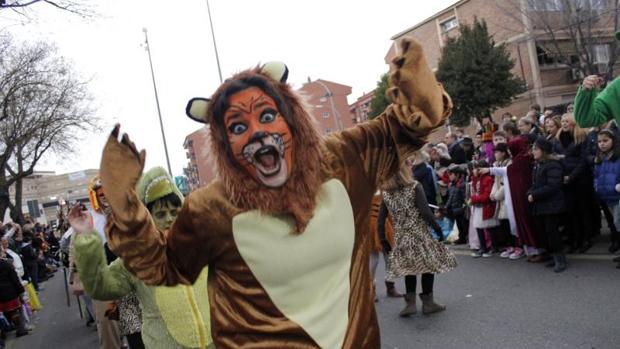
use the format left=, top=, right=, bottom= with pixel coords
left=136, top=166, right=184, bottom=206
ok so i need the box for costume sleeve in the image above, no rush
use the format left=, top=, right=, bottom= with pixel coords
left=106, top=188, right=219, bottom=287
left=528, top=163, right=563, bottom=201
left=326, top=39, right=451, bottom=187
left=74, top=232, right=134, bottom=301
left=489, top=166, right=507, bottom=177
left=376, top=200, right=389, bottom=243
left=413, top=184, right=442, bottom=234
left=575, top=78, right=620, bottom=128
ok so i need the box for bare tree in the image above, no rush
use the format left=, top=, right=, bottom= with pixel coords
left=497, top=0, right=620, bottom=81
left=0, top=34, right=98, bottom=222
left=0, top=0, right=95, bottom=18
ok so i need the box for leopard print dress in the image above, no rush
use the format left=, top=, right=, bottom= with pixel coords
left=383, top=183, right=457, bottom=280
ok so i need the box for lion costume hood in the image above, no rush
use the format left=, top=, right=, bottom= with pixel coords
left=186, top=63, right=331, bottom=233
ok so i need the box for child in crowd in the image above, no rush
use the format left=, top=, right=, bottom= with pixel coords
left=445, top=164, right=468, bottom=245
left=492, top=131, right=507, bottom=146
left=470, top=160, right=500, bottom=257
left=592, top=129, right=620, bottom=269
left=490, top=143, right=517, bottom=257
left=528, top=137, right=567, bottom=272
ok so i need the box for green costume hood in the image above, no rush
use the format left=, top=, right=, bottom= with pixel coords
left=136, top=167, right=184, bottom=206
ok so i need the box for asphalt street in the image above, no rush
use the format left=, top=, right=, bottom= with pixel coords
left=4, top=248, right=620, bottom=349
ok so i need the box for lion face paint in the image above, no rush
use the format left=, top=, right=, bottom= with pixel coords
left=224, top=87, right=293, bottom=188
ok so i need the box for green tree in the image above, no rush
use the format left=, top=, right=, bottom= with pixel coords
left=437, top=18, right=525, bottom=126
left=368, top=72, right=389, bottom=119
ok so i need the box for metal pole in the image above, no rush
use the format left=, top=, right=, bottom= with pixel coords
left=206, top=0, right=223, bottom=84
left=63, top=267, right=70, bottom=307
left=143, top=28, right=173, bottom=176
left=315, top=80, right=344, bottom=131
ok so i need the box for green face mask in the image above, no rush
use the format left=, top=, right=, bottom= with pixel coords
left=150, top=200, right=180, bottom=231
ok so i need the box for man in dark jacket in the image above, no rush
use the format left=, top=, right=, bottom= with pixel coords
left=411, top=156, right=437, bottom=206
left=20, top=234, right=40, bottom=291
left=445, top=132, right=467, bottom=164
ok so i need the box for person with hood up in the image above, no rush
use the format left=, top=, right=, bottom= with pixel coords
left=70, top=167, right=212, bottom=349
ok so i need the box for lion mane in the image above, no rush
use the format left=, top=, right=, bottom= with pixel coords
left=206, top=68, right=332, bottom=233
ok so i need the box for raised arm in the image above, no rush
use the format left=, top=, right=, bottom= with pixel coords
left=575, top=76, right=620, bottom=128
left=73, top=232, right=134, bottom=300
left=327, top=38, right=452, bottom=187
left=99, top=127, right=211, bottom=286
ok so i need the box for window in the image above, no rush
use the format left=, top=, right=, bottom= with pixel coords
left=440, top=17, right=458, bottom=33
left=590, top=44, right=610, bottom=74
left=528, top=0, right=562, bottom=11
left=323, top=111, right=329, bottom=119
left=576, top=0, right=607, bottom=10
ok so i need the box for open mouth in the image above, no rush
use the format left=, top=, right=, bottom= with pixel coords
left=253, top=145, right=282, bottom=176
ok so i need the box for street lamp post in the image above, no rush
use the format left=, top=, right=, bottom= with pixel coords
left=205, top=0, right=223, bottom=84
left=142, top=28, right=173, bottom=176
left=314, top=80, right=343, bottom=131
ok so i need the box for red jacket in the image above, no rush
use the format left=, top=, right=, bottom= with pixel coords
left=470, top=174, right=496, bottom=220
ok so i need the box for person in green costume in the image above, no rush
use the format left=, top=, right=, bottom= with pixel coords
left=574, top=31, right=620, bottom=128
left=69, top=167, right=212, bottom=349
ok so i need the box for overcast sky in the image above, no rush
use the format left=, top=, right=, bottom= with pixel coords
left=3, top=0, right=457, bottom=177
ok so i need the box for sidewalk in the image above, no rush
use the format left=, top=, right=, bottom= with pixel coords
left=5, top=269, right=98, bottom=349
left=450, top=229, right=619, bottom=260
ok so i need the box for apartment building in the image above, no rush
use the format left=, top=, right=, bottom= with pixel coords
left=386, top=0, right=619, bottom=118
left=349, top=90, right=376, bottom=125
left=6, top=169, right=99, bottom=225
left=183, top=126, right=215, bottom=191
left=298, top=79, right=354, bottom=134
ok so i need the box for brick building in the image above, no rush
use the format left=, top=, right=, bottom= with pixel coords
left=298, top=79, right=354, bottom=135
left=386, top=0, right=619, bottom=121
left=349, top=90, right=375, bottom=125
left=183, top=126, right=215, bottom=191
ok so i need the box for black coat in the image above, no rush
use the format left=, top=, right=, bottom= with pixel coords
left=528, top=159, right=565, bottom=216
left=412, top=163, right=437, bottom=205
left=552, top=131, right=590, bottom=184
left=445, top=179, right=467, bottom=217
left=20, top=243, right=38, bottom=267
left=0, top=259, right=25, bottom=302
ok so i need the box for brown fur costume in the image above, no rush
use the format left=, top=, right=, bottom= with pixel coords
left=101, top=38, right=452, bottom=348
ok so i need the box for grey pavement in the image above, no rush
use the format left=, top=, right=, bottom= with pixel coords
left=374, top=249, right=620, bottom=349
left=5, top=269, right=98, bottom=349
left=4, top=247, right=620, bottom=349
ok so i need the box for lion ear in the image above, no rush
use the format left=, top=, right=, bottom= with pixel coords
left=185, top=97, right=210, bottom=124
left=261, top=61, right=289, bottom=83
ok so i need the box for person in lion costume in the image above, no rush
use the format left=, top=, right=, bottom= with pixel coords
left=76, top=38, right=451, bottom=348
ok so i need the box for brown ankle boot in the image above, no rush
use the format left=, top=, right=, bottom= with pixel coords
left=419, top=293, right=446, bottom=315
left=399, top=293, right=417, bottom=317
left=385, top=281, right=402, bottom=298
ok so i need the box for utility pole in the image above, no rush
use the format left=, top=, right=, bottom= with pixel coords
left=143, top=28, right=173, bottom=176
left=206, top=0, right=223, bottom=84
